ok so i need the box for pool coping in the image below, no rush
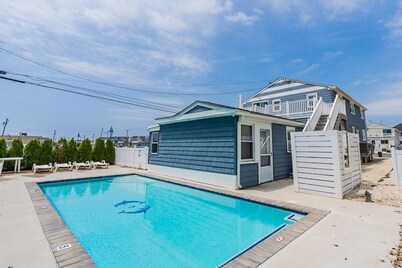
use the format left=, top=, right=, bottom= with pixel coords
left=25, top=171, right=330, bottom=268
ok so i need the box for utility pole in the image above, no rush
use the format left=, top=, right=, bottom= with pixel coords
left=237, top=94, right=242, bottom=108
left=100, top=128, right=103, bottom=138
left=126, top=129, right=129, bottom=138
left=1, top=118, right=9, bottom=136
left=92, top=134, right=95, bottom=142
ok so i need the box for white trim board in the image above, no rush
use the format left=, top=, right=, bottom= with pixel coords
left=147, top=164, right=238, bottom=190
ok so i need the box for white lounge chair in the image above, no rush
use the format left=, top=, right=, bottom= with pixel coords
left=91, top=160, right=109, bottom=169
left=32, top=163, right=54, bottom=174
left=73, top=161, right=92, bottom=171
left=54, top=162, right=73, bottom=172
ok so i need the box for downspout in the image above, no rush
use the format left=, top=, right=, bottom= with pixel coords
left=235, top=114, right=243, bottom=189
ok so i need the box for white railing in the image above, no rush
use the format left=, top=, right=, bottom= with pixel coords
left=324, top=95, right=346, bottom=131
left=249, top=99, right=317, bottom=117
left=303, top=98, right=323, bottom=131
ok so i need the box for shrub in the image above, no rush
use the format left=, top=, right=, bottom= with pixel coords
left=5, top=138, right=24, bottom=170
left=39, top=139, right=53, bottom=164
left=78, top=139, right=92, bottom=162
left=0, top=139, right=7, bottom=158
left=53, top=138, right=68, bottom=163
left=66, top=138, right=78, bottom=162
left=104, top=139, right=115, bottom=164
left=24, top=139, right=41, bottom=168
left=92, top=138, right=105, bottom=161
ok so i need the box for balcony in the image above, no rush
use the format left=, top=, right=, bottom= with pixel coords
left=245, top=99, right=327, bottom=118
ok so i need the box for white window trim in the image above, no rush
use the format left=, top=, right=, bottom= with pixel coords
left=272, top=99, right=281, bottom=112
left=361, top=109, right=365, bottom=120
left=306, top=93, right=318, bottom=107
left=350, top=103, right=355, bottom=115
left=352, top=126, right=355, bottom=133
left=150, top=132, right=159, bottom=155
left=286, top=126, right=295, bottom=153
left=362, top=129, right=367, bottom=141
left=241, top=124, right=254, bottom=162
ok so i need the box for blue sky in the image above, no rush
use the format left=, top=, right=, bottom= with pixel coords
left=0, top=0, right=401, bottom=139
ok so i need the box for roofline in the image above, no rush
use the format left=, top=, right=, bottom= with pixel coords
left=151, top=100, right=304, bottom=128
left=241, top=77, right=367, bottom=110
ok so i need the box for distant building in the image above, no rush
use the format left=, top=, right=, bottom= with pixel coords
left=2, top=134, right=48, bottom=147
left=394, top=123, right=402, bottom=146
left=367, top=121, right=401, bottom=151
left=110, top=135, right=149, bottom=148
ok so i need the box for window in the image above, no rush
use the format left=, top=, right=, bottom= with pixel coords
left=361, top=109, right=365, bottom=119
left=362, top=129, right=366, bottom=141
left=241, top=125, right=254, bottom=160
left=356, top=128, right=359, bottom=134
left=286, top=127, right=295, bottom=153
left=306, top=93, right=317, bottom=110
left=352, top=126, right=355, bottom=133
left=381, top=140, right=389, bottom=144
left=383, top=129, right=392, bottom=136
left=151, top=132, right=159, bottom=154
left=350, top=103, right=355, bottom=115
left=272, top=99, right=281, bottom=112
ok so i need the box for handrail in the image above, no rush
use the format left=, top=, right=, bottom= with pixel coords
left=248, top=98, right=317, bottom=116
left=324, top=95, right=346, bottom=131
left=303, top=98, right=323, bottom=131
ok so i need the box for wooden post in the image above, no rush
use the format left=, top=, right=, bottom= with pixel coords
left=332, top=131, right=343, bottom=199
left=291, top=132, right=299, bottom=192
left=286, top=101, right=290, bottom=116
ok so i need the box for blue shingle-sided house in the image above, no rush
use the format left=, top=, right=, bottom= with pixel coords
left=242, top=77, right=372, bottom=161
left=147, top=101, right=304, bottom=189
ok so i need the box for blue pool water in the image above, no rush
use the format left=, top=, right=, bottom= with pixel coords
left=40, top=175, right=304, bottom=267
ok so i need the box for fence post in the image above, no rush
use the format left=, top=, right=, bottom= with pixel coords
left=291, top=132, right=299, bottom=192
left=332, top=131, right=343, bottom=199
left=391, top=148, right=400, bottom=186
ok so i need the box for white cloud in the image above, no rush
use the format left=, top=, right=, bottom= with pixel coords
left=365, top=82, right=402, bottom=116
left=225, top=12, right=259, bottom=25
left=384, top=1, right=402, bottom=45
left=296, top=63, right=320, bottom=76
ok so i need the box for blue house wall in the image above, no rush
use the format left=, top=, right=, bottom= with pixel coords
left=344, top=99, right=367, bottom=142
left=149, top=116, right=238, bottom=175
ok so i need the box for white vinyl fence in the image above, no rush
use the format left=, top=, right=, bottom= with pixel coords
left=291, top=131, right=361, bottom=199
left=391, top=148, right=402, bottom=186
left=115, top=147, right=149, bottom=170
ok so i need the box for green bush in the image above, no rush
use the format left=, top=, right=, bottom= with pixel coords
left=78, top=139, right=92, bottom=162
left=53, top=138, right=68, bottom=163
left=66, top=138, right=78, bottom=162
left=0, top=139, right=7, bottom=158
left=92, top=138, right=105, bottom=161
left=24, top=139, right=41, bottom=168
left=104, top=139, right=115, bottom=164
left=5, top=138, right=24, bottom=170
left=39, top=139, right=53, bottom=164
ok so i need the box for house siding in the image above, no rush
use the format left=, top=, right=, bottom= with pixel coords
left=239, top=163, right=259, bottom=188
left=272, top=123, right=293, bottom=180
left=344, top=98, right=367, bottom=143
left=149, top=116, right=238, bottom=175
left=243, top=87, right=335, bottom=109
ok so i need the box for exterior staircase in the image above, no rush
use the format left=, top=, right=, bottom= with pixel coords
left=314, top=115, right=328, bottom=131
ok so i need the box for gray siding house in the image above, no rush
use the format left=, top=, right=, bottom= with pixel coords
left=148, top=101, right=304, bottom=190
left=242, top=77, right=368, bottom=143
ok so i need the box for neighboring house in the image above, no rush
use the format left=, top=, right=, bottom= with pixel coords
left=147, top=101, right=304, bottom=190
left=242, top=77, right=368, bottom=143
left=394, top=123, right=402, bottom=146
left=367, top=121, right=401, bottom=151
left=2, top=134, right=47, bottom=147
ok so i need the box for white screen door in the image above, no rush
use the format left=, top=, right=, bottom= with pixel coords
left=260, top=129, right=273, bottom=182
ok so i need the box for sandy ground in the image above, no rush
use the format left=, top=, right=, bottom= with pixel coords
left=344, top=157, right=402, bottom=267
left=345, top=157, right=402, bottom=208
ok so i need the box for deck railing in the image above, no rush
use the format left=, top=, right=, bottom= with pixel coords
left=248, top=99, right=318, bottom=117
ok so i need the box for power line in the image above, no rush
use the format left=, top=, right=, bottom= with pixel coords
left=7, top=71, right=182, bottom=109
left=0, top=40, right=269, bottom=88
left=0, top=75, right=177, bottom=113
left=0, top=45, right=265, bottom=96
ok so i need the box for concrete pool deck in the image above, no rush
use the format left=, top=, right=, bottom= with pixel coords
left=0, top=167, right=401, bottom=268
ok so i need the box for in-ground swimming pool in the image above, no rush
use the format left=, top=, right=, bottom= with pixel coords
left=40, top=174, right=304, bottom=267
